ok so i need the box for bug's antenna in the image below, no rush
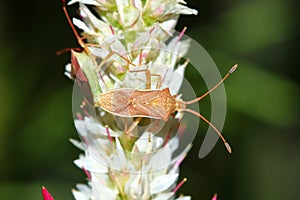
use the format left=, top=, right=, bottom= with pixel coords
left=62, top=0, right=87, bottom=51
left=185, top=64, right=238, bottom=105
left=56, top=47, right=82, bottom=56
left=183, top=108, right=232, bottom=153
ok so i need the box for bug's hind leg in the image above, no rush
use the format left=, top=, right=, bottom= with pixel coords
left=151, top=73, right=162, bottom=89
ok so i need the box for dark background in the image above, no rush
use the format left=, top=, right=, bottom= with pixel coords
left=0, top=0, right=299, bottom=199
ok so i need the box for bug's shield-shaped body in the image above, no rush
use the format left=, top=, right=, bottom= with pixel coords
left=96, top=88, right=185, bottom=121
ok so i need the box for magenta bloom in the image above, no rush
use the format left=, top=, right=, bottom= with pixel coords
left=212, top=193, right=217, bottom=200
left=42, top=187, right=54, bottom=200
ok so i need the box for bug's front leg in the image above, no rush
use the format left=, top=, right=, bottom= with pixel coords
left=127, top=68, right=162, bottom=90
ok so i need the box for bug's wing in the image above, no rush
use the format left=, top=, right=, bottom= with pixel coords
left=98, top=90, right=132, bottom=116
left=129, top=102, right=167, bottom=120
left=133, top=90, right=174, bottom=121
left=142, top=103, right=169, bottom=121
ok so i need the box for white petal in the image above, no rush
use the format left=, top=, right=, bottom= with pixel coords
left=115, top=0, right=130, bottom=25
left=64, top=71, right=73, bottom=79
left=72, top=184, right=92, bottom=200
left=70, top=138, right=86, bottom=151
left=73, top=18, right=93, bottom=34
left=133, top=0, right=143, bottom=11
left=84, top=117, right=103, bottom=133
left=79, top=4, right=111, bottom=36
left=91, top=177, right=118, bottom=200
left=175, top=5, right=198, bottom=15
left=134, top=132, right=162, bottom=153
left=65, top=63, right=72, bottom=72
left=88, top=46, right=110, bottom=58
left=76, top=183, right=91, bottom=193
left=177, top=39, right=191, bottom=58
left=85, top=117, right=116, bottom=136
left=113, top=137, right=128, bottom=170
left=167, top=62, right=187, bottom=94
left=176, top=196, right=192, bottom=200
left=75, top=117, right=118, bottom=137
left=152, top=192, right=174, bottom=200
left=74, top=154, right=108, bottom=173
left=159, top=18, right=178, bottom=35
left=95, top=185, right=118, bottom=200
left=147, top=145, right=172, bottom=171
left=74, top=120, right=88, bottom=135
left=150, top=174, right=179, bottom=195
left=177, top=0, right=187, bottom=4
left=68, top=0, right=101, bottom=6
left=125, top=174, right=150, bottom=199
left=132, top=129, right=164, bottom=152
left=107, top=36, right=127, bottom=55
left=168, top=137, right=179, bottom=153
left=72, top=189, right=89, bottom=200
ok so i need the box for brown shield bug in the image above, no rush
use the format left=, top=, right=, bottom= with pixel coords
left=95, top=64, right=238, bottom=153
left=62, top=0, right=236, bottom=153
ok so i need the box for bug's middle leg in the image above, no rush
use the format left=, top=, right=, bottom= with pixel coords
left=124, top=69, right=162, bottom=137
left=125, top=117, right=142, bottom=135
left=124, top=69, right=151, bottom=135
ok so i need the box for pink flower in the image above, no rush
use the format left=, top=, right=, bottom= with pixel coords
left=212, top=193, right=218, bottom=200
left=42, top=186, right=54, bottom=200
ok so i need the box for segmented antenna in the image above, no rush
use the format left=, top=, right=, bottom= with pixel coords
left=180, top=64, right=238, bottom=153
left=183, top=108, right=232, bottom=154
left=185, top=64, right=238, bottom=105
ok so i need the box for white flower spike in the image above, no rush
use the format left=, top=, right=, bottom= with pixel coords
left=59, top=0, right=223, bottom=199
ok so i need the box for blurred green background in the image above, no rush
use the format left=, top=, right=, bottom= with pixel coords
left=0, top=0, right=299, bottom=199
